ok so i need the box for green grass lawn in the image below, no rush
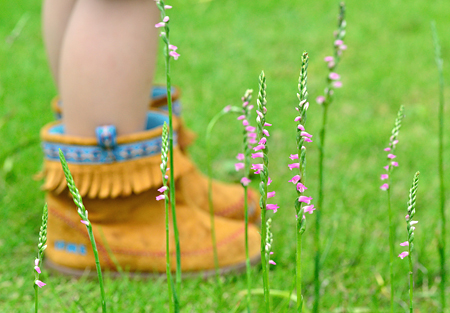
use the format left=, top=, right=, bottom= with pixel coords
left=1, top=0, right=450, bottom=311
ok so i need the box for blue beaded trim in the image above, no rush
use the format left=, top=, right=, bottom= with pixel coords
left=43, top=112, right=177, bottom=164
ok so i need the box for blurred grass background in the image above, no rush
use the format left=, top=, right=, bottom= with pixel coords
left=1, top=0, right=450, bottom=311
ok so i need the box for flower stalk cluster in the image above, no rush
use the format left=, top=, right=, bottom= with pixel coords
left=291, top=52, right=315, bottom=313
left=155, top=0, right=182, bottom=294
left=399, top=172, right=420, bottom=313
left=379, top=105, right=404, bottom=313
left=254, top=71, right=275, bottom=313
left=313, top=5, right=347, bottom=312
left=34, top=204, right=48, bottom=313
left=59, top=150, right=107, bottom=313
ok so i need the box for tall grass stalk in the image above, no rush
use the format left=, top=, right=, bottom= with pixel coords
left=380, top=106, right=404, bottom=313
left=255, top=71, right=271, bottom=313
left=159, top=122, right=178, bottom=312
left=155, top=0, right=182, bottom=295
left=59, top=150, right=107, bottom=313
left=431, top=21, right=446, bottom=311
left=33, top=204, right=48, bottom=313
left=293, top=52, right=311, bottom=312
left=314, top=4, right=346, bottom=312
left=400, top=172, right=420, bottom=313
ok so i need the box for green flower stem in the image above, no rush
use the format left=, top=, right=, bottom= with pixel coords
left=387, top=176, right=395, bottom=313
left=34, top=204, right=48, bottom=313
left=432, top=21, right=446, bottom=311
left=256, top=71, right=270, bottom=313
left=59, top=150, right=106, bottom=313
left=295, top=52, right=309, bottom=313
left=155, top=0, right=181, bottom=295
left=405, top=172, right=419, bottom=313
left=161, top=123, right=177, bottom=313
left=314, top=5, right=346, bottom=312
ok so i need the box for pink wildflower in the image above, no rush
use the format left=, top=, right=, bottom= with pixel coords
left=398, top=251, right=409, bottom=259
left=392, top=161, right=399, bottom=167
left=245, top=126, right=256, bottom=132
left=384, top=147, right=391, bottom=151
left=258, top=137, right=267, bottom=145
left=329, top=72, right=340, bottom=80
left=155, top=22, right=165, bottom=28
left=267, top=177, right=272, bottom=185
left=264, top=123, right=272, bottom=127
left=169, top=51, right=180, bottom=60
left=253, top=144, right=265, bottom=151
left=242, top=120, right=249, bottom=126
left=333, top=81, right=343, bottom=88
left=316, top=96, right=325, bottom=104
left=269, top=260, right=276, bottom=265
left=334, top=39, right=344, bottom=46
left=289, top=175, right=301, bottom=184
left=156, top=195, right=165, bottom=201
left=262, top=129, right=270, bottom=137
left=288, top=163, right=300, bottom=170
left=380, top=183, right=389, bottom=191
left=266, top=204, right=279, bottom=212
left=251, top=164, right=263, bottom=170
left=384, top=165, right=389, bottom=170
left=236, top=153, right=245, bottom=160
left=301, top=131, right=312, bottom=138
left=298, top=196, right=312, bottom=204
left=387, top=154, right=396, bottom=159
left=297, top=183, right=307, bottom=192
left=294, top=116, right=301, bottom=122
left=240, top=177, right=251, bottom=186
left=304, top=204, right=315, bottom=214
left=297, top=124, right=305, bottom=131
left=164, top=5, right=172, bottom=9
left=289, top=154, right=299, bottom=160
left=158, top=186, right=168, bottom=193
left=324, top=56, right=334, bottom=62
left=237, top=115, right=245, bottom=120
left=80, top=220, right=89, bottom=226
left=235, top=163, right=244, bottom=171
left=35, top=280, right=46, bottom=288
left=380, top=174, right=389, bottom=180
left=400, top=241, right=409, bottom=246
left=267, top=191, right=276, bottom=198
left=163, top=16, right=169, bottom=22
left=168, top=44, right=177, bottom=51
left=304, top=137, right=313, bottom=143
left=251, top=152, right=264, bottom=158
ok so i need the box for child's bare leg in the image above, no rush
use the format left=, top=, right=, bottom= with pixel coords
left=59, top=0, right=159, bottom=136
left=42, top=0, right=77, bottom=86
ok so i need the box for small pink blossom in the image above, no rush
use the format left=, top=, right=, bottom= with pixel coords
left=256, top=110, right=264, bottom=118
left=35, top=280, right=46, bottom=288
left=410, top=221, right=418, bottom=225
left=248, top=132, right=257, bottom=138
left=158, top=186, right=168, bottom=193
left=405, top=214, right=410, bottom=219
left=235, top=163, right=245, bottom=171
left=339, top=44, right=347, bottom=50
left=169, top=51, right=180, bottom=60
left=242, top=120, right=249, bottom=126
left=393, top=140, right=399, bottom=145
left=248, top=105, right=254, bottom=110
left=297, top=124, right=305, bottom=131
left=251, top=152, right=264, bottom=158
left=267, top=177, right=272, bottom=185
left=245, top=126, right=256, bottom=132
left=295, top=116, right=302, bottom=122
left=329, top=72, right=340, bottom=80
left=304, top=204, right=315, bottom=214
left=267, top=191, right=276, bottom=198
left=297, top=183, right=307, bottom=192
left=155, top=22, right=165, bottom=28
left=253, top=144, right=265, bottom=151
left=333, top=81, right=343, bottom=88
left=289, top=154, right=299, bottom=160
left=240, top=177, right=251, bottom=186
left=387, top=154, right=396, bottom=159
left=334, top=39, right=344, bottom=46
left=380, top=183, right=389, bottom=191
left=266, top=204, right=279, bottom=212
left=258, top=138, right=267, bottom=145
left=164, top=5, right=172, bottom=9
left=164, top=175, right=169, bottom=179
left=301, top=131, right=312, bottom=138
left=288, top=163, right=300, bottom=170
left=400, top=241, right=409, bottom=246
left=398, top=251, right=409, bottom=259
left=304, top=138, right=313, bottom=143
left=168, top=44, right=177, bottom=51
left=324, top=56, right=334, bottom=62
left=237, top=115, right=245, bottom=120
left=264, top=123, right=272, bottom=127
left=251, top=164, right=263, bottom=170
left=289, top=175, right=301, bottom=184
left=384, top=147, right=391, bottom=151
left=223, top=105, right=231, bottom=112
left=236, top=153, right=245, bottom=160
left=269, top=260, right=276, bottom=265
left=248, top=138, right=257, bottom=144
left=316, top=96, right=325, bottom=104
left=384, top=165, right=389, bottom=170
left=263, top=129, right=270, bottom=137
left=156, top=195, right=165, bottom=201
left=380, top=174, right=389, bottom=180
left=81, top=220, right=89, bottom=226
left=163, top=16, right=169, bottom=22
left=298, top=196, right=312, bottom=204
left=392, top=161, right=399, bottom=167
left=34, top=266, right=41, bottom=274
